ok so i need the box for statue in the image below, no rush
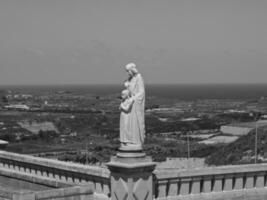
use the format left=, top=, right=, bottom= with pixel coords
left=119, top=63, right=145, bottom=150
left=108, top=64, right=154, bottom=200
left=108, top=64, right=155, bottom=200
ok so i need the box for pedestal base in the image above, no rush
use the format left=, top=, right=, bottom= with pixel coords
left=107, top=148, right=156, bottom=200
left=116, top=144, right=146, bottom=161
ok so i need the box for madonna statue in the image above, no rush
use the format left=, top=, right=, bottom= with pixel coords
left=119, top=63, right=145, bottom=150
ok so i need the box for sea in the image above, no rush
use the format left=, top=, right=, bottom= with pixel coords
left=1, top=84, right=267, bottom=100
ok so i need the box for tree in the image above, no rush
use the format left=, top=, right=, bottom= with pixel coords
left=2, top=96, right=8, bottom=103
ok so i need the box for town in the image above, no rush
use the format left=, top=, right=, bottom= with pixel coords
left=1, top=87, right=267, bottom=168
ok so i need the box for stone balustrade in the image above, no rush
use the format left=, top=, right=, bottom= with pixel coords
left=0, top=167, right=94, bottom=200
left=0, top=150, right=110, bottom=198
left=0, top=150, right=267, bottom=200
left=154, top=163, right=267, bottom=200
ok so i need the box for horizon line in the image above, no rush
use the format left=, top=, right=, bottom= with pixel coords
left=1, top=82, right=267, bottom=87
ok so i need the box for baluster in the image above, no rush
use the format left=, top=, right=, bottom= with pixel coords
left=95, top=179, right=103, bottom=193
left=213, top=175, right=224, bottom=192
left=255, top=172, right=265, bottom=188
left=66, top=172, right=72, bottom=182
left=167, top=179, right=179, bottom=196
left=74, top=173, right=80, bottom=184
left=14, top=164, right=19, bottom=171
left=54, top=169, right=60, bottom=180
left=224, top=174, right=234, bottom=191
left=202, top=175, right=212, bottom=193
left=10, top=160, right=15, bottom=170
left=191, top=176, right=201, bottom=194
left=25, top=164, right=31, bottom=173
left=28, top=164, right=33, bottom=174
left=7, top=159, right=11, bottom=169
left=103, top=180, right=111, bottom=196
left=234, top=173, right=244, bottom=190
left=86, top=175, right=94, bottom=187
left=157, top=179, right=168, bottom=198
left=245, top=172, right=255, bottom=189
left=179, top=177, right=191, bottom=195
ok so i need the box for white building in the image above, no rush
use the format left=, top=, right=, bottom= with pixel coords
left=4, top=104, right=30, bottom=111
left=220, top=120, right=267, bottom=136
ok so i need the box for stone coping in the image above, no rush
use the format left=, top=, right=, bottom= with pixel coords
left=0, top=185, right=93, bottom=200
left=107, top=161, right=156, bottom=169
left=154, top=163, right=267, bottom=179
left=0, top=150, right=110, bottom=178
left=156, top=188, right=267, bottom=200
left=0, top=167, right=94, bottom=199
left=2, top=150, right=267, bottom=183
left=35, top=185, right=93, bottom=199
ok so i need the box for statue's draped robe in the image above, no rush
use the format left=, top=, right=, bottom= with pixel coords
left=127, top=73, right=145, bottom=145
left=119, top=98, right=133, bottom=143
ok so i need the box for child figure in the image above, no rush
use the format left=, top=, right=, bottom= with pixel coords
left=119, top=89, right=134, bottom=146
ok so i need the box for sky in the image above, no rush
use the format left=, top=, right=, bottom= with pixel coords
left=0, top=0, right=267, bottom=85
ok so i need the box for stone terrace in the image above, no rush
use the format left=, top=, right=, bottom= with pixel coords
left=0, top=150, right=266, bottom=200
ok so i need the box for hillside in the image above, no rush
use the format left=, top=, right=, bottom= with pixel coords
left=206, top=126, right=267, bottom=165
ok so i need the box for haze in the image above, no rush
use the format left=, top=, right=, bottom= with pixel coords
left=0, top=0, right=267, bottom=85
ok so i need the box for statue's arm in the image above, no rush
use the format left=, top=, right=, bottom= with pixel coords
left=133, top=74, right=145, bottom=102
left=120, top=100, right=133, bottom=112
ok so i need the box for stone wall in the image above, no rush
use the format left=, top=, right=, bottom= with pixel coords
left=0, top=150, right=267, bottom=200
left=0, top=185, right=93, bottom=200
left=0, top=167, right=93, bottom=200
left=154, top=163, right=267, bottom=200
left=0, top=151, right=110, bottom=198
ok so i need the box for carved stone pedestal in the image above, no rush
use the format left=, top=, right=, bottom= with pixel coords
left=107, top=148, right=156, bottom=200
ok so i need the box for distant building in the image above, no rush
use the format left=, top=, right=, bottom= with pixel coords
left=18, top=121, right=58, bottom=134
left=4, top=104, right=30, bottom=111
left=181, top=117, right=200, bottom=122
left=224, top=109, right=246, bottom=114
left=199, top=135, right=239, bottom=145
left=220, top=125, right=253, bottom=136
left=220, top=120, right=267, bottom=136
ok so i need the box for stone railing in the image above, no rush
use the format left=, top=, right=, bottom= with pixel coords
left=0, top=167, right=94, bottom=200
left=0, top=151, right=110, bottom=198
left=153, top=163, right=267, bottom=200
left=0, top=150, right=267, bottom=200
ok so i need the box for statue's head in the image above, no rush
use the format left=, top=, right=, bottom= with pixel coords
left=121, top=89, right=130, bottom=100
left=125, top=63, right=138, bottom=77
